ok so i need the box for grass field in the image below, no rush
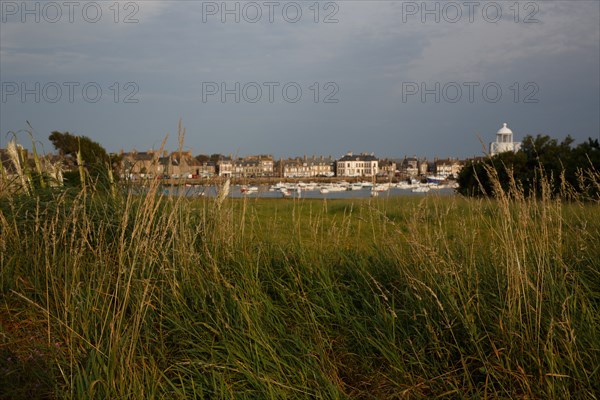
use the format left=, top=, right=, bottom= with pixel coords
left=1, top=183, right=599, bottom=398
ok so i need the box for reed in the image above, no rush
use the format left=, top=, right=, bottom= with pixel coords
left=0, top=143, right=598, bottom=399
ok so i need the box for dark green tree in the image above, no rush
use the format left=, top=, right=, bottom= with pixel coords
left=49, top=131, right=109, bottom=164
left=49, top=131, right=112, bottom=187
left=195, top=154, right=210, bottom=163
left=210, top=153, right=226, bottom=163
left=458, top=135, right=599, bottom=199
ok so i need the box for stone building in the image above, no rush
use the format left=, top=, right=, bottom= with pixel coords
left=336, top=152, right=379, bottom=177
left=378, top=159, right=397, bottom=177
left=231, top=155, right=274, bottom=178
left=216, top=157, right=233, bottom=177
left=434, top=158, right=464, bottom=178
left=121, top=150, right=164, bottom=179
left=276, top=155, right=335, bottom=178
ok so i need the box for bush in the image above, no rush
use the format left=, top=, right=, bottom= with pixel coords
left=458, top=135, right=600, bottom=199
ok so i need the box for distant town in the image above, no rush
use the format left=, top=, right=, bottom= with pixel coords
left=118, top=150, right=465, bottom=181
left=116, top=123, right=520, bottom=181
left=1, top=123, right=521, bottom=183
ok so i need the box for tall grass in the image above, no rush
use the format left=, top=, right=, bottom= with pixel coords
left=1, top=160, right=598, bottom=398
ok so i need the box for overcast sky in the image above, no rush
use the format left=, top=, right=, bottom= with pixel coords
left=1, top=0, right=599, bottom=159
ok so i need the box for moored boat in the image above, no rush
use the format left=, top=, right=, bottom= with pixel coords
left=411, top=186, right=430, bottom=193
left=241, top=186, right=259, bottom=194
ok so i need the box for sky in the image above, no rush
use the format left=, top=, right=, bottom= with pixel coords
left=1, top=0, right=599, bottom=159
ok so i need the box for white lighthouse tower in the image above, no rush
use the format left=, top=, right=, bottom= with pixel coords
left=489, top=123, right=521, bottom=156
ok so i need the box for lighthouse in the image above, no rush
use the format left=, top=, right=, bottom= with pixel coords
left=489, top=123, right=521, bottom=156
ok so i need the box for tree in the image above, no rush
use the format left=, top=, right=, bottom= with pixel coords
left=49, top=131, right=109, bottom=165
left=195, top=154, right=210, bottom=163
left=210, top=153, right=226, bottom=163
left=458, top=135, right=599, bottom=199
left=49, top=131, right=111, bottom=186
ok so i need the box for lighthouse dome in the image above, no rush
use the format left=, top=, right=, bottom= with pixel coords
left=497, top=123, right=513, bottom=135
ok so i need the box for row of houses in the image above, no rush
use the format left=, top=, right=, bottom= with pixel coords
left=1, top=123, right=522, bottom=183
left=120, top=150, right=215, bottom=179
left=1, top=147, right=465, bottom=181
left=119, top=150, right=465, bottom=180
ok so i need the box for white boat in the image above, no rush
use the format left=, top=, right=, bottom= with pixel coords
left=411, top=186, right=430, bottom=193
left=241, top=186, right=258, bottom=194
left=320, top=187, right=330, bottom=194
left=426, top=175, right=447, bottom=184
left=395, top=182, right=412, bottom=189
left=329, top=185, right=347, bottom=192
left=270, top=182, right=287, bottom=191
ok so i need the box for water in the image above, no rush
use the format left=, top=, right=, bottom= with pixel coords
left=162, top=185, right=457, bottom=199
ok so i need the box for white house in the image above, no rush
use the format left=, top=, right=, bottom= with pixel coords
left=434, top=158, right=464, bottom=178
left=336, top=152, right=378, bottom=177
